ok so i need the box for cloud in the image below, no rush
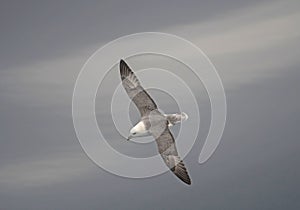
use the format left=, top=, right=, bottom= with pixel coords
left=0, top=152, right=93, bottom=188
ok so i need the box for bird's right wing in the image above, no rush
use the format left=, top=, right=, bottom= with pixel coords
left=152, top=122, right=191, bottom=185
left=119, top=59, right=157, bottom=117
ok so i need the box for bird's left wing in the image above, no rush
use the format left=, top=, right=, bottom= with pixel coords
left=119, top=59, right=157, bottom=117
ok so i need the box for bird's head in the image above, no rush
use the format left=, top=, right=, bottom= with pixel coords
left=127, top=121, right=146, bottom=140
left=127, top=128, right=138, bottom=140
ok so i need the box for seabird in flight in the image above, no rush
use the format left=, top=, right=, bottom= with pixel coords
left=119, top=59, right=191, bottom=185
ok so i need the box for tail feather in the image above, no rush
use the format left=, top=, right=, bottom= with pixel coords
left=164, top=112, right=188, bottom=126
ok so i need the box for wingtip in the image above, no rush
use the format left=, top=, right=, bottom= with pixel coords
left=185, top=179, right=192, bottom=185
left=120, top=59, right=129, bottom=72
left=120, top=59, right=126, bottom=65
left=176, top=175, right=192, bottom=185
left=172, top=160, right=192, bottom=185
left=180, top=175, right=192, bottom=185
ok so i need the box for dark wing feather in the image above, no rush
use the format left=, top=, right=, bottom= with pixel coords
left=119, top=59, right=157, bottom=116
left=152, top=122, right=192, bottom=185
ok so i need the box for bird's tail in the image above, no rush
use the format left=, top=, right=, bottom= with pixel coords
left=164, top=112, right=189, bottom=126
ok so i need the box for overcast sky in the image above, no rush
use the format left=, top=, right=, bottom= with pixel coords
left=0, top=0, right=300, bottom=209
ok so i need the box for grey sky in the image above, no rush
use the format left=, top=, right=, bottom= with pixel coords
left=0, top=0, right=300, bottom=209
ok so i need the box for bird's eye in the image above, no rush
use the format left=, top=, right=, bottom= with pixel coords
left=133, top=132, right=136, bottom=135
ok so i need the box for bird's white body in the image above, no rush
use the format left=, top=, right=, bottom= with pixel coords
left=128, top=112, right=188, bottom=139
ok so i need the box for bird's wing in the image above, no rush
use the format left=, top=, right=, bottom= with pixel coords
left=119, top=59, right=157, bottom=117
left=151, top=121, right=191, bottom=185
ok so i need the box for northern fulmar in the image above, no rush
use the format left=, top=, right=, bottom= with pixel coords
left=119, top=59, right=191, bottom=185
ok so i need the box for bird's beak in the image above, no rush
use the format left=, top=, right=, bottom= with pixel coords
left=127, top=135, right=133, bottom=141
